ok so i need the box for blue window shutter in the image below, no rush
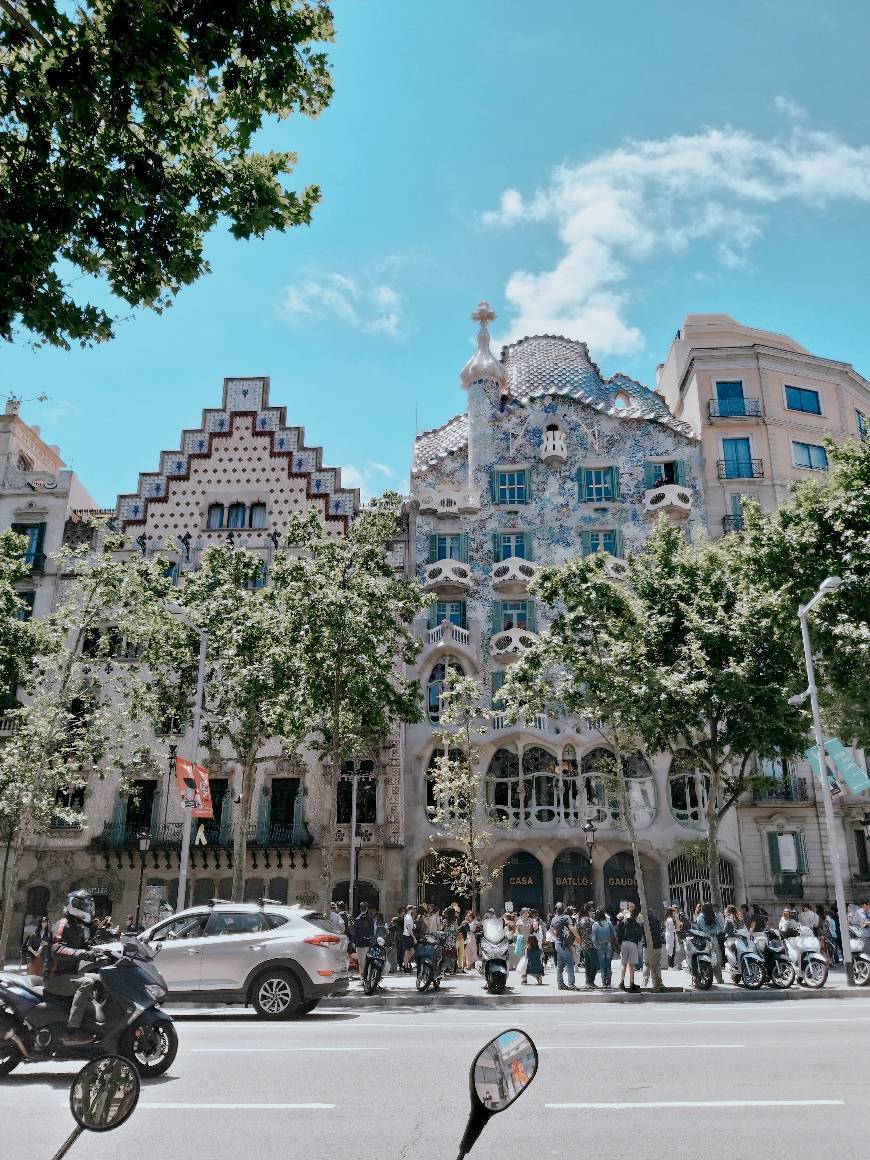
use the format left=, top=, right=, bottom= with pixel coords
left=427, top=605, right=438, bottom=630
left=491, top=532, right=501, bottom=561
left=767, top=832, right=781, bottom=876
left=524, top=468, right=532, bottom=503
left=428, top=534, right=438, bottom=564
left=149, top=787, right=162, bottom=837
left=580, top=531, right=592, bottom=557
left=112, top=791, right=127, bottom=834
left=525, top=535, right=533, bottom=562
left=491, top=671, right=506, bottom=707
left=612, top=530, right=625, bottom=559
left=576, top=467, right=585, bottom=502
left=459, top=532, right=470, bottom=563
left=491, top=601, right=503, bottom=634
left=219, top=789, right=232, bottom=842
left=611, top=467, right=621, bottom=500
left=796, top=832, right=809, bottom=875
left=527, top=601, right=537, bottom=633
left=675, top=460, right=688, bottom=486
left=490, top=469, right=498, bottom=503
left=257, top=788, right=270, bottom=844
left=643, top=462, right=657, bottom=490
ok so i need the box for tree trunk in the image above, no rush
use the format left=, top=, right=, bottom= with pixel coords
left=0, top=827, right=26, bottom=964
left=318, top=760, right=337, bottom=913
left=231, top=757, right=257, bottom=903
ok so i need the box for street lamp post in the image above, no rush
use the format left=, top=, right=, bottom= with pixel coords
left=166, top=604, right=208, bottom=915
left=135, top=832, right=151, bottom=929
left=347, top=766, right=359, bottom=917
left=793, top=576, right=854, bottom=984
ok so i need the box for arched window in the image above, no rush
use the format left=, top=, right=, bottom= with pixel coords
left=426, top=749, right=464, bottom=820
left=558, top=744, right=583, bottom=826
left=249, top=502, right=267, bottom=529
left=522, top=746, right=558, bottom=826
left=580, top=747, right=656, bottom=830
left=207, top=503, right=224, bottom=529
left=426, top=658, right=464, bottom=723
left=485, top=747, right=521, bottom=827
left=668, top=752, right=709, bottom=828
left=227, top=502, right=247, bottom=529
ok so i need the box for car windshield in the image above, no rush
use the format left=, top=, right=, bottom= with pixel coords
left=147, top=914, right=208, bottom=941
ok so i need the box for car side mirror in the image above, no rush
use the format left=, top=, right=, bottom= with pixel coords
left=457, top=1030, right=538, bottom=1159
left=53, top=1056, right=140, bottom=1158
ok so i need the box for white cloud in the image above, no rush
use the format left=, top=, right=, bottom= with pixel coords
left=341, top=461, right=396, bottom=501
left=482, top=120, right=870, bottom=357
left=281, top=269, right=406, bottom=339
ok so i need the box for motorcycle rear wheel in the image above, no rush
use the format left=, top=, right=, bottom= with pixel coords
left=853, top=959, right=870, bottom=986
left=770, top=961, right=795, bottom=989
left=695, top=961, right=713, bottom=990
left=416, top=965, right=432, bottom=992
left=487, top=973, right=507, bottom=995
left=121, top=1019, right=178, bottom=1078
left=741, top=959, right=764, bottom=990
left=802, top=960, right=828, bottom=989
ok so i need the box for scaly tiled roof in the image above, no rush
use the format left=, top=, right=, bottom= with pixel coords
left=412, top=335, right=694, bottom=472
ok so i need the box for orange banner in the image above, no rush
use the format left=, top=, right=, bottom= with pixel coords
left=175, top=756, right=213, bottom=819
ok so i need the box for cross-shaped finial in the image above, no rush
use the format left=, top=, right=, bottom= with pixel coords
left=471, top=301, right=496, bottom=328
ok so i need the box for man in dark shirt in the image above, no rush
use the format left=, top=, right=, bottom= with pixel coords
left=616, top=905, right=643, bottom=992
left=43, top=890, right=100, bottom=1045
left=353, top=901, right=375, bottom=983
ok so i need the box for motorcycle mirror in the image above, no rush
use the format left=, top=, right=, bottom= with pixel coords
left=52, top=1057, right=140, bottom=1159
left=457, top=1029, right=538, bottom=1160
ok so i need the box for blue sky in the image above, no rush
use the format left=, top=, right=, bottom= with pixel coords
left=5, top=1, right=870, bottom=504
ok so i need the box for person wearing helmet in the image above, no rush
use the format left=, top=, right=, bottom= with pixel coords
left=42, top=890, right=101, bottom=1046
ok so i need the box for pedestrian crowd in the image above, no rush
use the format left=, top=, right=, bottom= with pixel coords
left=323, top=896, right=870, bottom=990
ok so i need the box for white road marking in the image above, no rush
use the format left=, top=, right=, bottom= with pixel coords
left=340, top=1015, right=870, bottom=1029
left=190, top=1047, right=387, bottom=1053
left=547, top=1100, right=844, bottom=1110
left=140, top=1103, right=334, bottom=1110
left=543, top=1043, right=745, bottom=1050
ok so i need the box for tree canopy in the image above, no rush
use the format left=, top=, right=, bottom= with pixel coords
left=0, top=0, right=334, bottom=347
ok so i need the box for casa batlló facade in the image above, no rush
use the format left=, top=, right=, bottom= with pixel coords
left=3, top=312, right=870, bottom=944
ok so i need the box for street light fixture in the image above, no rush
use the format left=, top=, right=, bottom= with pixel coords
left=135, top=832, right=151, bottom=930
left=795, top=576, right=854, bottom=983
left=165, top=603, right=208, bottom=915
left=582, top=821, right=596, bottom=851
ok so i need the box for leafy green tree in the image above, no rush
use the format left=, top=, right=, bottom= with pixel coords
left=740, top=437, right=870, bottom=748
left=0, top=541, right=161, bottom=961
left=503, top=558, right=666, bottom=990
left=627, top=520, right=807, bottom=915
left=424, top=674, right=499, bottom=912
left=1, top=1, right=334, bottom=347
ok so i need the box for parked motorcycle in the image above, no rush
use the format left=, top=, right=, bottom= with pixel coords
left=683, top=928, right=714, bottom=990
left=363, top=934, right=388, bottom=995
left=848, top=924, right=870, bottom=986
left=416, top=930, right=447, bottom=992
left=783, top=923, right=828, bottom=988
left=0, top=935, right=177, bottom=1078
left=479, top=915, right=510, bottom=994
left=753, top=928, right=796, bottom=988
left=724, top=926, right=766, bottom=989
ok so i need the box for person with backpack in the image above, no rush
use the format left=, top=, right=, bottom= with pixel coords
left=592, top=908, right=617, bottom=990
left=616, top=904, right=643, bottom=992
left=549, top=902, right=577, bottom=991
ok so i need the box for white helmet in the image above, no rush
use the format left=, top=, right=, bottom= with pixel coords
left=65, top=889, right=95, bottom=924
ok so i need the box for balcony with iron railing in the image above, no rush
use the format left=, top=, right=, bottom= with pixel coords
left=23, top=550, right=46, bottom=574
left=717, top=459, right=764, bottom=480
left=752, top=777, right=809, bottom=803
left=93, top=819, right=312, bottom=849
left=774, top=873, right=805, bottom=899
left=708, top=398, right=762, bottom=420
left=721, top=515, right=745, bottom=534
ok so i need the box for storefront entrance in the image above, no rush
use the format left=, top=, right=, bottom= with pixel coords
left=502, top=851, right=543, bottom=912
left=603, top=851, right=639, bottom=914
left=552, top=850, right=593, bottom=909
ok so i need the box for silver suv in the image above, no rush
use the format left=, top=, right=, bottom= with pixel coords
left=140, top=901, right=349, bottom=1019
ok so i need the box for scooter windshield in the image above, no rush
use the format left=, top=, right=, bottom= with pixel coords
left=483, top=918, right=505, bottom=943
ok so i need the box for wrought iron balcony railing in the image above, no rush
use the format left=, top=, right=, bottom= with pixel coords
left=722, top=515, right=744, bottom=533
left=94, top=819, right=312, bottom=849
left=752, top=777, right=809, bottom=803
left=774, top=874, right=804, bottom=899
left=717, top=459, right=764, bottom=480
left=708, top=398, right=762, bottom=419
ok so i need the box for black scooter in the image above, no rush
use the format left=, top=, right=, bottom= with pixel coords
left=416, top=930, right=447, bottom=991
left=0, top=935, right=177, bottom=1078
left=362, top=934, right=388, bottom=995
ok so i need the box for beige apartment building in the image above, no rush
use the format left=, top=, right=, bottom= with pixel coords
left=656, top=314, right=870, bottom=536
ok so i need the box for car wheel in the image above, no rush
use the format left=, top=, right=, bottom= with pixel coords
left=253, top=970, right=302, bottom=1019
left=853, top=959, right=870, bottom=986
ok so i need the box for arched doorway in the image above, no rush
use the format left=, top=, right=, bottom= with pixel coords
left=603, top=852, right=640, bottom=914
left=417, top=851, right=471, bottom=914
left=333, top=880, right=380, bottom=912
left=667, top=854, right=735, bottom=915
left=552, top=850, right=593, bottom=909
left=502, top=851, right=543, bottom=912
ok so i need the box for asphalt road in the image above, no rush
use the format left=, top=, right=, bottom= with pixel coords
left=2, top=999, right=869, bottom=1160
